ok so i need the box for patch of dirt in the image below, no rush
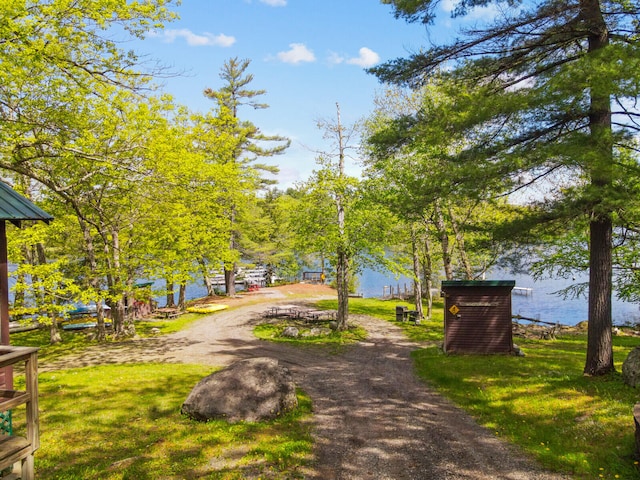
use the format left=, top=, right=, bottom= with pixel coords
left=188, top=282, right=335, bottom=307
left=42, top=284, right=569, bottom=479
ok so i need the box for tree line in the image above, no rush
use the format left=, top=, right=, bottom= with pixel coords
left=1, top=2, right=293, bottom=342
left=3, top=0, right=638, bottom=377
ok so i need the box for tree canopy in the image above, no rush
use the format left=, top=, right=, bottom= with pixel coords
left=371, top=0, right=640, bottom=374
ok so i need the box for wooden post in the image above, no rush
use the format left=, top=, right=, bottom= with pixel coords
left=0, top=221, right=8, bottom=346
left=25, top=350, right=39, bottom=451
left=0, top=221, right=10, bottom=390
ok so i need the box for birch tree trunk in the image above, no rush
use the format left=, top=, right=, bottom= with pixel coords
left=335, top=103, right=349, bottom=330
left=433, top=200, right=453, bottom=280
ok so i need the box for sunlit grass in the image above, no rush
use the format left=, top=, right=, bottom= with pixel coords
left=12, top=294, right=640, bottom=478
left=254, top=322, right=367, bottom=349
left=135, top=312, right=202, bottom=336
left=10, top=312, right=207, bottom=366
left=409, top=334, right=640, bottom=479
left=316, top=296, right=445, bottom=343
left=312, top=296, right=640, bottom=478
left=20, top=363, right=313, bottom=479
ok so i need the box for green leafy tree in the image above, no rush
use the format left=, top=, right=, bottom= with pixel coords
left=362, top=85, right=516, bottom=319
left=372, top=0, right=640, bottom=375
left=293, top=104, right=393, bottom=329
left=0, top=0, right=181, bottom=340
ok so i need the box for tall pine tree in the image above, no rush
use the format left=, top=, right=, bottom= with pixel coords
left=371, top=0, right=640, bottom=374
left=204, top=58, right=289, bottom=295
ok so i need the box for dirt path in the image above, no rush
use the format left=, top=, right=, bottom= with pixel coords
left=42, top=287, right=569, bottom=479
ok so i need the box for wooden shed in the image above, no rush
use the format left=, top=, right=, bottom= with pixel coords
left=441, top=280, right=515, bottom=354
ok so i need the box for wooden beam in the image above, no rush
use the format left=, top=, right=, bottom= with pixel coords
left=0, top=221, right=12, bottom=390
left=0, top=221, right=8, bottom=347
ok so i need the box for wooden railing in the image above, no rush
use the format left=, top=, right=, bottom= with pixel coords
left=0, top=346, right=39, bottom=480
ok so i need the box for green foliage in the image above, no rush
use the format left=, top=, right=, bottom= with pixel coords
left=200, top=58, right=290, bottom=292
left=26, top=364, right=313, bottom=479
left=361, top=85, right=522, bottom=285
left=0, top=1, right=265, bottom=335
left=204, top=57, right=289, bottom=179
left=371, top=0, right=640, bottom=374
left=291, top=166, right=397, bottom=276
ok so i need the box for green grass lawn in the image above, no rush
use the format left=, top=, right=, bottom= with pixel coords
left=9, top=296, right=640, bottom=478
left=319, top=297, right=640, bottom=479
left=16, top=363, right=313, bottom=479
left=409, top=335, right=640, bottom=479
left=9, top=313, right=205, bottom=366
left=254, top=322, right=367, bottom=348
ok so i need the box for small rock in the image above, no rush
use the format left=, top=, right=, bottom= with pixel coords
left=512, top=344, right=526, bottom=357
left=622, top=346, right=640, bottom=387
left=282, top=326, right=299, bottom=338
left=304, top=327, right=331, bottom=337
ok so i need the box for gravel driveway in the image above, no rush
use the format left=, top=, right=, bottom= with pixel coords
left=43, top=289, right=569, bottom=479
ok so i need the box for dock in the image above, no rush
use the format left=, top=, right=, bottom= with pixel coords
left=512, top=287, right=533, bottom=296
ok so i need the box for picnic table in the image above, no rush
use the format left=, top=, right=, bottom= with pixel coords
left=264, top=305, right=338, bottom=322
left=154, top=307, right=180, bottom=319
left=301, top=309, right=337, bottom=322
left=264, top=305, right=300, bottom=318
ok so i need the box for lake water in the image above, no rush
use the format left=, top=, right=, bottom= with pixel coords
left=357, top=269, right=640, bottom=327
left=503, top=272, right=640, bottom=327
left=171, top=269, right=640, bottom=327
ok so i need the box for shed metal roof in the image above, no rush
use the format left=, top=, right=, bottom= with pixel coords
left=0, top=182, right=54, bottom=225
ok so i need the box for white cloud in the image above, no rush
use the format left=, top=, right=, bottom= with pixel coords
left=277, top=43, right=316, bottom=64
left=161, top=29, right=235, bottom=47
left=328, top=51, right=345, bottom=65
left=260, top=0, right=287, bottom=5
left=346, top=47, right=380, bottom=68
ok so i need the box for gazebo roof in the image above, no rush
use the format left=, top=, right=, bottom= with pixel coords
left=0, top=182, right=53, bottom=226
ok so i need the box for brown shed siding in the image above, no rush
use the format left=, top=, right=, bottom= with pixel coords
left=442, top=282, right=515, bottom=354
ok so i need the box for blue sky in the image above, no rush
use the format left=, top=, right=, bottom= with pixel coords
left=132, top=0, right=495, bottom=188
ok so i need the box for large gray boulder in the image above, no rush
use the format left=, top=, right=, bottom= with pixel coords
left=181, top=357, right=298, bottom=422
left=622, top=346, right=640, bottom=387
